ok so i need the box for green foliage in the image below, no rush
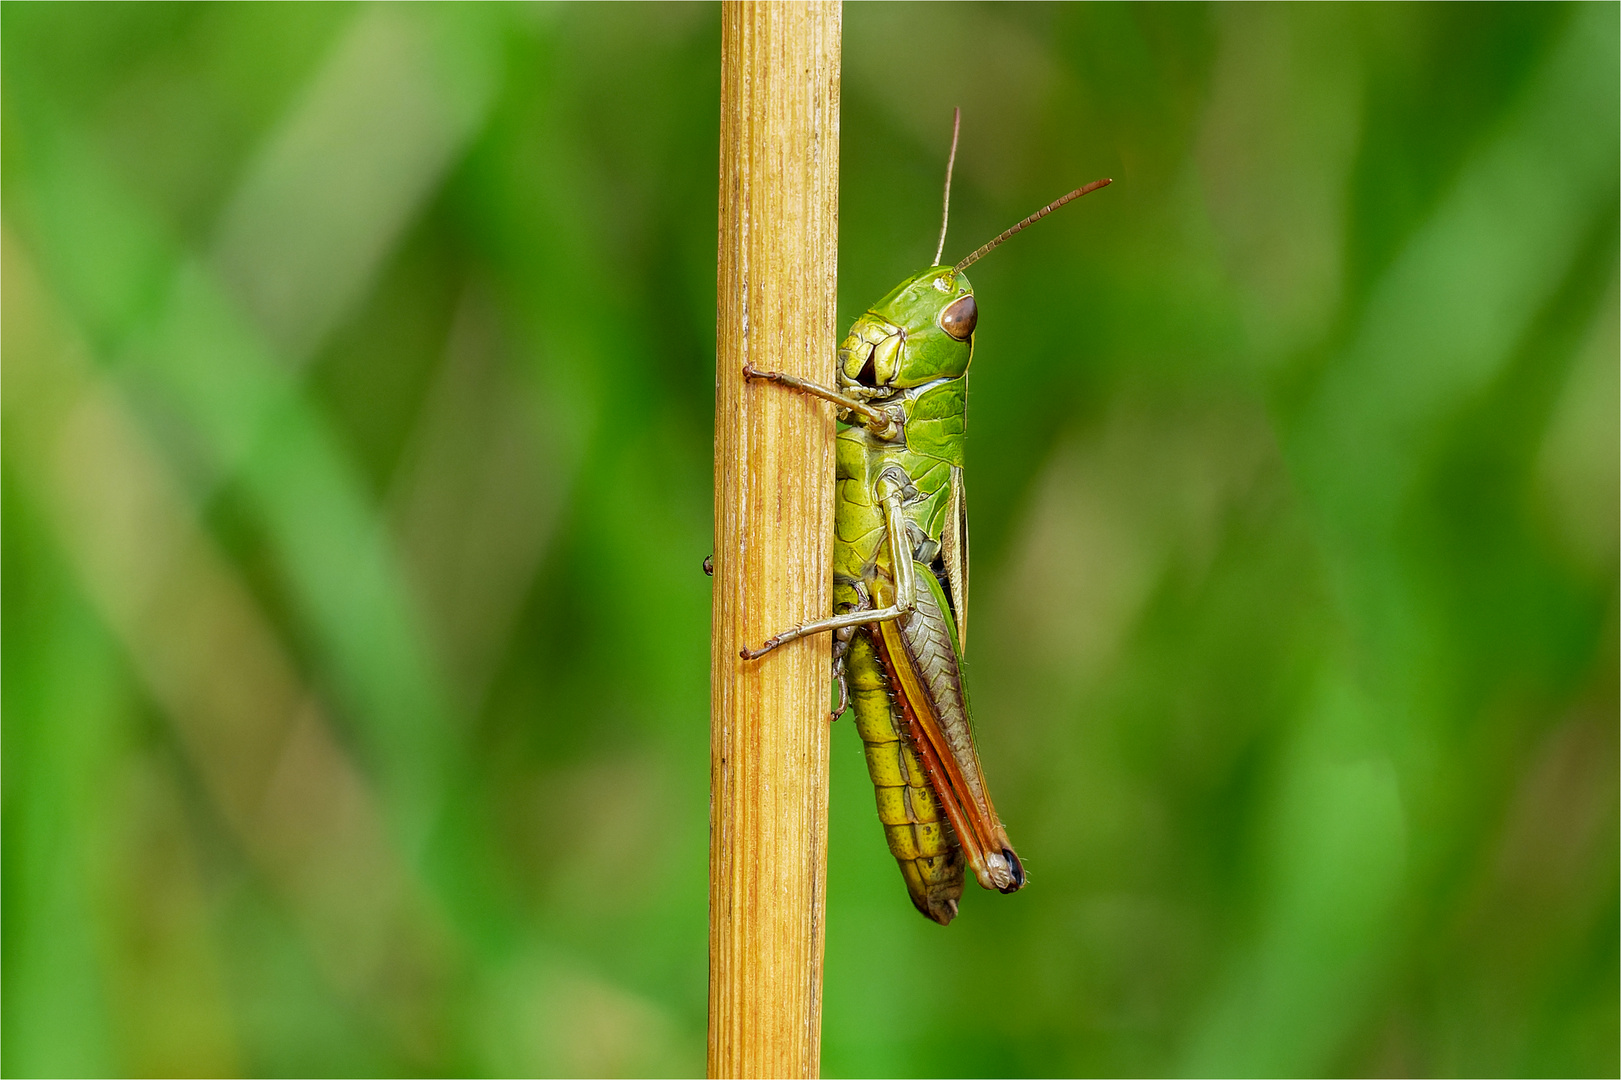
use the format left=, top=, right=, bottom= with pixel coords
left=3, top=3, right=1615, bottom=1076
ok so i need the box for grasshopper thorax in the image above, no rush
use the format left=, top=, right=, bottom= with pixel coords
left=837, top=266, right=976, bottom=395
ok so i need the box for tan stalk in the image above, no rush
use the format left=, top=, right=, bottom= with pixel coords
left=710, top=3, right=841, bottom=1077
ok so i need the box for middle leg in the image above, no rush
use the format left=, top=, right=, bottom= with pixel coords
left=740, top=474, right=917, bottom=660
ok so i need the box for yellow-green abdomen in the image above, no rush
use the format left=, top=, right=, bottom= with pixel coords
left=845, top=630, right=965, bottom=924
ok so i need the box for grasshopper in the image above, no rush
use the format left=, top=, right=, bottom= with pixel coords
left=741, top=111, right=1110, bottom=923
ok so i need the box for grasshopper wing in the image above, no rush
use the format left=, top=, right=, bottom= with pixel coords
left=876, top=565, right=1023, bottom=895
left=940, top=465, right=970, bottom=653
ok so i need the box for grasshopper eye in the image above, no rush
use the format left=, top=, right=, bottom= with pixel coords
left=939, top=294, right=977, bottom=340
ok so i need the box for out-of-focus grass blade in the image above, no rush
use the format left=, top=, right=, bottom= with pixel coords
left=213, top=5, right=501, bottom=363
left=1185, top=7, right=1619, bottom=1074
left=3, top=6, right=511, bottom=933
left=1, top=510, right=125, bottom=1078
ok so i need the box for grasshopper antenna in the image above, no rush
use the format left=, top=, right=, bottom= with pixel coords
left=933, top=107, right=962, bottom=266
left=954, top=177, right=1112, bottom=273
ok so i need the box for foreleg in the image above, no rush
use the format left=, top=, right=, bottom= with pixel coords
left=743, top=363, right=897, bottom=438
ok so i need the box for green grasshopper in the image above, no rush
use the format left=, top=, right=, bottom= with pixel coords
left=742, top=111, right=1110, bottom=923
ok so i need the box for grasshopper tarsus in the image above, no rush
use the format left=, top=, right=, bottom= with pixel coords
left=832, top=660, right=849, bottom=720
left=739, top=636, right=781, bottom=661
left=702, top=554, right=714, bottom=576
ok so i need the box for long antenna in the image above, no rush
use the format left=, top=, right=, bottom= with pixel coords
left=933, top=107, right=961, bottom=266
left=954, top=177, right=1112, bottom=273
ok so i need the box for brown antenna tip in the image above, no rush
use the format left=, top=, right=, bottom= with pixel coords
left=953, top=177, right=1112, bottom=273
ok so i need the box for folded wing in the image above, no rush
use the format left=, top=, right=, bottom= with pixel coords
left=875, top=564, right=1023, bottom=894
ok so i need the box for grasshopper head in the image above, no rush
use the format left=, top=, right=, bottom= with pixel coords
left=837, top=266, right=976, bottom=393
left=836, top=111, right=1109, bottom=399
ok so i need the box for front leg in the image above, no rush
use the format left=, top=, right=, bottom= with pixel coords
left=743, top=362, right=898, bottom=439
left=740, top=473, right=916, bottom=660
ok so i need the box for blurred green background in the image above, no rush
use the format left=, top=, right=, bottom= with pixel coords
left=3, top=3, right=1616, bottom=1076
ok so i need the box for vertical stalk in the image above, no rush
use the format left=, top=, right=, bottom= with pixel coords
left=710, top=2, right=840, bottom=1077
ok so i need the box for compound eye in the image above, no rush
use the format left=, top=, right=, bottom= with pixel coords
left=940, top=294, right=977, bottom=340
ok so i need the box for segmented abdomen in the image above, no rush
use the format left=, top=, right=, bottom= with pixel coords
left=845, top=629, right=965, bottom=924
